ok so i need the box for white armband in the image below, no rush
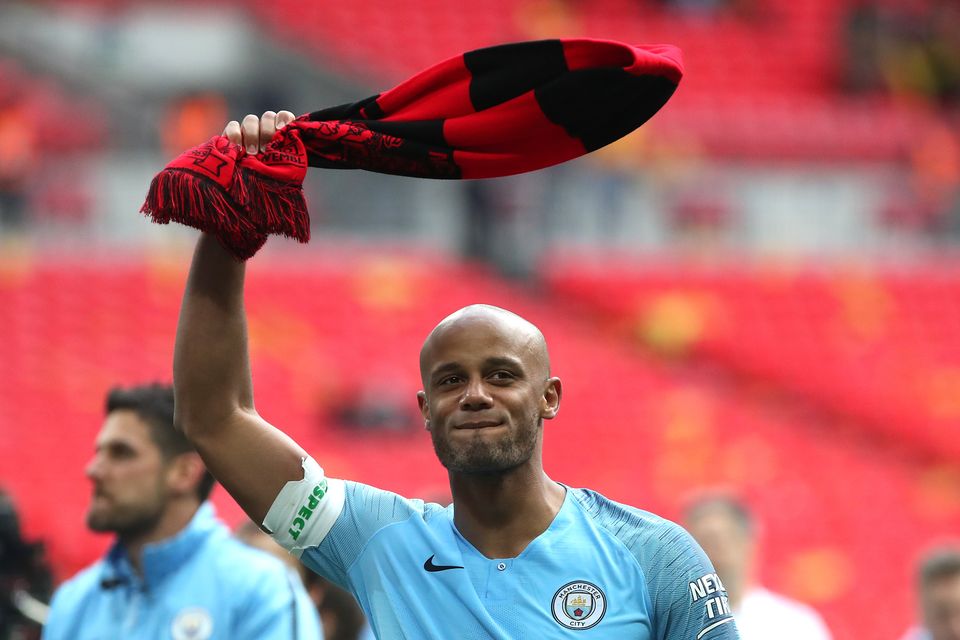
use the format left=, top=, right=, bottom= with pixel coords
left=262, top=457, right=345, bottom=556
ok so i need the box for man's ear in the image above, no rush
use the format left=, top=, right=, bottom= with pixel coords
left=167, top=452, right=206, bottom=498
left=417, top=390, right=432, bottom=431
left=541, top=377, right=562, bottom=420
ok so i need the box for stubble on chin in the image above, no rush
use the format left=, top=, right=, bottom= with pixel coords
left=432, top=424, right=539, bottom=475
left=86, top=506, right=125, bottom=534
left=85, top=502, right=162, bottom=537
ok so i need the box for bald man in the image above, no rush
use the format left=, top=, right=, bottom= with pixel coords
left=172, top=111, right=740, bottom=639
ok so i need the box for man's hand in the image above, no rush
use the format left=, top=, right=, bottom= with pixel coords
left=224, top=110, right=297, bottom=155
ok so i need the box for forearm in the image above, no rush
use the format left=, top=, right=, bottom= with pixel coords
left=174, top=233, right=254, bottom=435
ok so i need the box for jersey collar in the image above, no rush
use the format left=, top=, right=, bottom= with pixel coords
left=105, top=502, right=222, bottom=590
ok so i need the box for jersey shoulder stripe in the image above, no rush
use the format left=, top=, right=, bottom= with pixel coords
left=570, top=488, right=740, bottom=639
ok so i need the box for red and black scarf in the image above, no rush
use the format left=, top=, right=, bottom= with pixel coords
left=142, top=38, right=683, bottom=259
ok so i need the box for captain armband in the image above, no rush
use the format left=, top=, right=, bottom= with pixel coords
left=262, top=457, right=345, bottom=556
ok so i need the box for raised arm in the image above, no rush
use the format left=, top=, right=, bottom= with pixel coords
left=174, top=110, right=308, bottom=524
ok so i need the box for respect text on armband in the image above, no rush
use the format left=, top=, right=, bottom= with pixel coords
left=287, top=479, right=329, bottom=541
left=689, top=572, right=731, bottom=620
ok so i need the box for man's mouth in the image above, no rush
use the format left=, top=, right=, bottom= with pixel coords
left=454, top=420, right=503, bottom=430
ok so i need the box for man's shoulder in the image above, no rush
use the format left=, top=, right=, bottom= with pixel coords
left=342, top=480, right=450, bottom=525
left=567, top=488, right=737, bottom=638
left=48, top=558, right=108, bottom=611
left=570, top=487, right=688, bottom=547
left=568, top=487, right=708, bottom=578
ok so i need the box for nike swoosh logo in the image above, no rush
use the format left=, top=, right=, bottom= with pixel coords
left=423, top=554, right=464, bottom=572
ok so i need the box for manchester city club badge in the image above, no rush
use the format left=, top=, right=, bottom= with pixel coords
left=171, top=606, right=214, bottom=640
left=552, top=581, right=607, bottom=630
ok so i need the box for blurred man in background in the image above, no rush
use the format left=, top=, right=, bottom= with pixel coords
left=43, top=383, right=322, bottom=640
left=900, top=547, right=960, bottom=640
left=685, top=494, right=832, bottom=640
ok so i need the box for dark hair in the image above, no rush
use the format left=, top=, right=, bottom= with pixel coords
left=919, top=547, right=960, bottom=589
left=105, top=383, right=216, bottom=501
left=684, top=493, right=755, bottom=536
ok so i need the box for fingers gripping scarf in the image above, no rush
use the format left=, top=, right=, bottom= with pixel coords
left=142, top=38, right=683, bottom=260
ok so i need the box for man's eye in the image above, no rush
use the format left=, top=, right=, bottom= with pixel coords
left=490, top=371, right=514, bottom=381
left=439, top=376, right=461, bottom=386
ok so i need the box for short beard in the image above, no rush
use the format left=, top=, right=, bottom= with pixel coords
left=86, top=506, right=165, bottom=539
left=432, top=418, right=541, bottom=475
left=86, top=489, right=166, bottom=539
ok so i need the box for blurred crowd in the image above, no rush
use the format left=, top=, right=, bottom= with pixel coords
left=844, top=0, right=960, bottom=106
left=0, top=58, right=103, bottom=232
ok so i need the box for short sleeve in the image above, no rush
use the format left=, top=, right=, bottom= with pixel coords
left=646, top=523, right=739, bottom=640
left=573, top=488, right=740, bottom=640
left=41, top=567, right=100, bottom=640
left=298, top=481, right=430, bottom=591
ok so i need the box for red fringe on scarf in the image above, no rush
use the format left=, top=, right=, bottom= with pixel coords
left=141, top=133, right=310, bottom=260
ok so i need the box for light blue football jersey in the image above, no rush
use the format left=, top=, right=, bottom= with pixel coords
left=290, top=480, right=739, bottom=639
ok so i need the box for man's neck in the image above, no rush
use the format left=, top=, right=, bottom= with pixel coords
left=450, top=462, right=566, bottom=559
left=120, top=499, right=201, bottom=575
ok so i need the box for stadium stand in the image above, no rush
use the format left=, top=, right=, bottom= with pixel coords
left=33, top=0, right=955, bottom=164
left=239, top=0, right=952, bottom=162
left=0, top=56, right=105, bottom=228
left=2, top=251, right=959, bottom=639
left=540, top=256, right=960, bottom=462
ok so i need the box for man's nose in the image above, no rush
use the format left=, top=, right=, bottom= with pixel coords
left=85, top=454, right=103, bottom=480
left=460, top=378, right=493, bottom=410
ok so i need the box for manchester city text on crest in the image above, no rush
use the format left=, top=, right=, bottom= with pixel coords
left=551, top=581, right=607, bottom=630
